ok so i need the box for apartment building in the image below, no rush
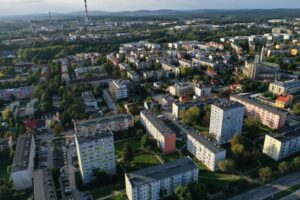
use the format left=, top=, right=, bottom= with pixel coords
left=169, top=82, right=194, bottom=97
left=33, top=169, right=57, bottom=200
left=125, top=157, right=199, bottom=200
left=209, top=101, right=245, bottom=144
left=127, top=70, right=140, bottom=82
left=11, top=134, right=35, bottom=191
left=75, top=130, right=116, bottom=183
left=263, top=125, right=300, bottom=161
left=0, top=86, right=35, bottom=101
left=82, top=91, right=98, bottom=109
left=231, top=42, right=243, bottom=55
left=109, top=79, right=129, bottom=100
left=140, top=110, right=176, bottom=152
left=172, top=100, right=210, bottom=119
left=230, top=95, right=287, bottom=129
left=187, top=130, right=226, bottom=171
left=74, top=114, right=134, bottom=133
left=269, top=80, right=300, bottom=95
left=194, top=85, right=212, bottom=97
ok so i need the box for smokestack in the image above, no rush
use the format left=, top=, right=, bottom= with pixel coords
left=84, top=0, right=89, bottom=24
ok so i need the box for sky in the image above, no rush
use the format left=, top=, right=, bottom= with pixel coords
left=1, top=0, right=300, bottom=16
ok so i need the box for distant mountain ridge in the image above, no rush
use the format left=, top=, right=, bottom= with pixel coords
left=1, top=9, right=300, bottom=20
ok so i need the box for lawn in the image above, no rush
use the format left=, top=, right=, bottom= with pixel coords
left=0, top=159, right=11, bottom=183
left=123, top=153, right=161, bottom=172
left=90, top=182, right=124, bottom=199
left=161, top=152, right=181, bottom=162
left=115, top=137, right=141, bottom=158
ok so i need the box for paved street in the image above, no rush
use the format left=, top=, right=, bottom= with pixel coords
left=282, top=189, right=300, bottom=200
left=230, top=171, right=300, bottom=200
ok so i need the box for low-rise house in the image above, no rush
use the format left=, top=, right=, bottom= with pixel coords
left=275, top=95, right=293, bottom=108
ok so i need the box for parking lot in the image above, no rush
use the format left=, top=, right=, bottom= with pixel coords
left=52, top=138, right=67, bottom=168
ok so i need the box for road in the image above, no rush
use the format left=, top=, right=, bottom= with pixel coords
left=66, top=135, right=82, bottom=200
left=230, top=171, right=300, bottom=200
left=281, top=189, right=300, bottom=200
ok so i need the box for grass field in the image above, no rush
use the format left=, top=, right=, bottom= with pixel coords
left=115, top=137, right=141, bottom=158
left=161, top=152, right=181, bottom=162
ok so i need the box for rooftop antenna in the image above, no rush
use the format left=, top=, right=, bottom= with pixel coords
left=49, top=10, right=52, bottom=20
left=84, top=0, right=89, bottom=24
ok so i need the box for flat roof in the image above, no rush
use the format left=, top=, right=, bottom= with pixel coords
left=76, top=130, right=113, bottom=144
left=213, top=100, right=244, bottom=110
left=126, top=157, right=198, bottom=187
left=187, top=130, right=226, bottom=154
left=33, top=169, right=57, bottom=200
left=75, top=114, right=133, bottom=127
left=141, top=110, right=174, bottom=136
left=267, top=124, right=300, bottom=143
left=230, top=94, right=287, bottom=116
left=12, top=134, right=33, bottom=172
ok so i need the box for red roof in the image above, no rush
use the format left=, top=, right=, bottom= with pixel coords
left=277, top=95, right=292, bottom=103
left=23, top=119, right=37, bottom=130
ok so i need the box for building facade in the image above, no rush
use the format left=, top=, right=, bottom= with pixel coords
left=209, top=101, right=245, bottom=144
left=230, top=95, right=287, bottom=129
left=269, top=80, right=300, bottom=95
left=125, top=157, right=199, bottom=200
left=74, top=114, right=134, bottom=133
left=169, top=82, right=194, bottom=97
left=140, top=110, right=176, bottom=152
left=263, top=125, right=300, bottom=161
left=187, top=131, right=226, bottom=171
left=109, top=79, right=129, bottom=100
left=75, top=130, right=116, bottom=183
left=11, top=134, right=35, bottom=191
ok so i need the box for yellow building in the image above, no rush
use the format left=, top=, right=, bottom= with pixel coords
left=275, top=95, right=293, bottom=108
left=291, top=48, right=299, bottom=56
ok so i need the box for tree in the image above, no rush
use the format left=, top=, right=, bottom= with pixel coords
left=244, top=117, right=261, bottom=139
left=93, top=86, right=102, bottom=97
left=292, top=156, right=300, bottom=168
left=180, top=107, right=202, bottom=126
left=53, top=124, right=64, bottom=135
left=113, top=191, right=127, bottom=200
left=230, top=134, right=244, bottom=146
left=218, top=159, right=235, bottom=173
left=123, top=143, right=133, bottom=163
left=174, top=186, right=193, bottom=200
left=293, top=103, right=300, bottom=116
left=201, top=105, right=211, bottom=126
left=278, top=161, right=289, bottom=174
left=140, top=134, right=156, bottom=149
left=259, top=167, right=273, bottom=183
left=0, top=184, right=13, bottom=199
left=231, top=144, right=245, bottom=156
left=188, top=182, right=208, bottom=200
left=1, top=108, right=12, bottom=120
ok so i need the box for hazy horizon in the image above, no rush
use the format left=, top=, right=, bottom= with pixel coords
left=1, top=0, right=300, bottom=17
